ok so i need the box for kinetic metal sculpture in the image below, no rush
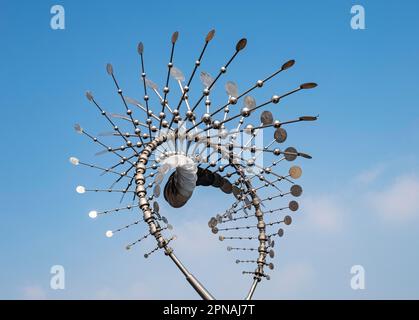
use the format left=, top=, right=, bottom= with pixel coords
left=71, top=30, right=318, bottom=300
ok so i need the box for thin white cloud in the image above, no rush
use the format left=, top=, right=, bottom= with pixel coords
left=367, top=175, right=419, bottom=222
left=355, top=164, right=386, bottom=184
left=301, top=195, right=345, bottom=232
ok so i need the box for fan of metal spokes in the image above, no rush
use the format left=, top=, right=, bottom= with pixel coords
left=70, top=29, right=318, bottom=300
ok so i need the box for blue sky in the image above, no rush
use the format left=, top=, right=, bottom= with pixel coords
left=0, top=0, right=419, bottom=299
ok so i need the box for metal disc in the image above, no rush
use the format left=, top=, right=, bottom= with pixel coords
left=284, top=147, right=298, bottom=161
left=277, top=228, right=284, bottom=237
left=284, top=215, right=292, bottom=225
left=145, top=78, right=158, bottom=90
left=74, top=123, right=83, bottom=134
left=244, top=96, right=256, bottom=109
left=289, top=200, right=299, bottom=211
left=106, top=63, right=113, bottom=75
left=236, top=38, right=247, bottom=51
left=260, top=111, right=273, bottom=125
left=281, top=59, right=295, bottom=70
left=269, top=249, right=275, bottom=258
left=274, top=128, right=287, bottom=143
left=270, top=240, right=275, bottom=248
left=154, top=172, right=164, bottom=185
left=206, top=29, right=216, bottom=42
left=85, top=91, right=93, bottom=101
left=200, top=71, right=214, bottom=88
left=290, top=184, right=303, bottom=197
left=161, top=216, right=168, bottom=224
left=211, top=227, right=219, bottom=234
left=170, top=66, right=185, bottom=81
left=289, top=166, right=302, bottom=179
left=153, top=184, right=161, bottom=198
left=153, top=201, right=160, bottom=213
left=225, top=81, right=238, bottom=97
left=300, top=82, right=317, bottom=89
left=208, top=217, right=217, bottom=228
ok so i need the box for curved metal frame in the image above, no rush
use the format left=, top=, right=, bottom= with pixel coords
left=135, top=134, right=267, bottom=300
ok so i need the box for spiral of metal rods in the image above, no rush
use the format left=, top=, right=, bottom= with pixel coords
left=71, top=30, right=318, bottom=300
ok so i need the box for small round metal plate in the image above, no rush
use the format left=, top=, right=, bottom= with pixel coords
left=170, top=66, right=185, bottom=81
left=269, top=249, right=275, bottom=258
left=289, top=200, right=299, bottom=211
left=200, top=71, right=214, bottom=88
left=153, top=184, right=161, bottom=198
left=244, top=96, right=256, bottom=109
left=274, top=128, right=287, bottom=143
left=225, top=81, right=238, bottom=97
left=289, top=166, right=302, bottom=179
left=284, top=215, right=292, bottom=225
left=290, top=184, right=303, bottom=197
left=284, top=147, right=298, bottom=161
left=260, top=111, right=273, bottom=125
left=153, top=201, right=160, bottom=213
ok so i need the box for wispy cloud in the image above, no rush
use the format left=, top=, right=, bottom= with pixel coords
left=355, top=164, right=386, bottom=184
left=367, top=175, right=419, bottom=222
left=301, top=195, right=345, bottom=232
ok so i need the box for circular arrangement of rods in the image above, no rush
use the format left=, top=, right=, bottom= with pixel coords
left=71, top=30, right=318, bottom=300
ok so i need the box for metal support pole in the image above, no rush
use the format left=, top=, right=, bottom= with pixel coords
left=165, top=247, right=215, bottom=300
left=245, top=278, right=259, bottom=300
